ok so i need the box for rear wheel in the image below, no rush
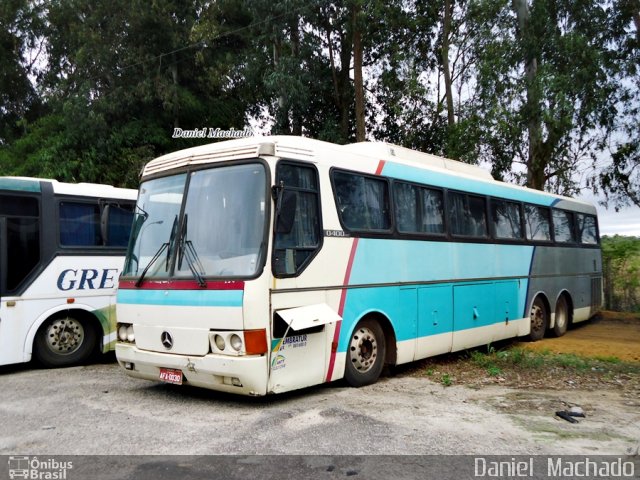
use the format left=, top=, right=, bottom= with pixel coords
left=34, top=315, right=97, bottom=367
left=529, top=297, right=548, bottom=341
left=552, top=295, right=569, bottom=337
left=344, top=318, right=386, bottom=387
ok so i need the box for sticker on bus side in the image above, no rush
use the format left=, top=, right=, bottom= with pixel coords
left=324, top=230, right=351, bottom=238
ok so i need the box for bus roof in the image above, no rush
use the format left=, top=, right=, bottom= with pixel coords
left=0, top=176, right=137, bottom=200
left=142, top=136, right=595, bottom=213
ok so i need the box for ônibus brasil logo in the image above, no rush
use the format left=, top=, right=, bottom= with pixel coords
left=8, top=456, right=73, bottom=480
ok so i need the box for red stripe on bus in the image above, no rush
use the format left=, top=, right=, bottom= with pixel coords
left=118, top=279, right=245, bottom=291
left=325, top=237, right=360, bottom=382
left=375, top=160, right=386, bottom=175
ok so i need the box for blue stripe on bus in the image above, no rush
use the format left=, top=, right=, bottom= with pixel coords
left=117, top=288, right=243, bottom=307
left=382, top=161, right=555, bottom=205
left=348, top=239, right=534, bottom=285
left=0, top=177, right=41, bottom=192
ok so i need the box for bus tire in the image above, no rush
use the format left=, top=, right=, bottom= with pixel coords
left=528, top=297, right=548, bottom=342
left=344, top=318, right=386, bottom=387
left=552, top=295, right=569, bottom=337
left=34, top=314, right=97, bottom=368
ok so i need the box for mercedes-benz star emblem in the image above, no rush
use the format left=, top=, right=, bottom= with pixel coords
left=161, top=331, right=173, bottom=350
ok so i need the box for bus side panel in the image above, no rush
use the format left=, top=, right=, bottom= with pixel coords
left=2, top=255, right=124, bottom=366
left=0, top=301, right=29, bottom=366
left=335, top=239, right=534, bottom=366
left=527, top=246, right=603, bottom=327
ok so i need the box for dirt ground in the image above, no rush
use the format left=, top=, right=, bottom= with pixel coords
left=522, top=311, right=640, bottom=362
left=402, top=311, right=640, bottom=455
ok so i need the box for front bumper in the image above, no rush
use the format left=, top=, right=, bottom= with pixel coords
left=116, top=343, right=269, bottom=396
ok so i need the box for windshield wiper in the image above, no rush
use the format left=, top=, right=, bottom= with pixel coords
left=135, top=215, right=178, bottom=287
left=134, top=242, right=168, bottom=287
left=177, top=214, right=207, bottom=287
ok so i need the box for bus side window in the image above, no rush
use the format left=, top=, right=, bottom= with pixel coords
left=394, top=182, right=444, bottom=235
left=552, top=209, right=576, bottom=243
left=576, top=213, right=598, bottom=245
left=106, top=204, right=135, bottom=247
left=491, top=199, right=523, bottom=240
left=448, top=192, right=487, bottom=238
left=524, top=205, right=551, bottom=241
left=0, top=195, right=41, bottom=293
left=332, top=171, right=391, bottom=231
left=273, top=162, right=321, bottom=276
left=60, top=202, right=101, bottom=246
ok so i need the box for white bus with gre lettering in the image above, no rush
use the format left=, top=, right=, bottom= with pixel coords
left=0, top=177, right=136, bottom=367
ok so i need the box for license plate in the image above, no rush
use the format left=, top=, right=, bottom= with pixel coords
left=159, top=368, right=183, bottom=385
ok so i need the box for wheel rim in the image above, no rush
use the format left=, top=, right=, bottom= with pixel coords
left=349, top=326, right=379, bottom=373
left=45, top=317, right=84, bottom=355
left=530, top=303, right=545, bottom=332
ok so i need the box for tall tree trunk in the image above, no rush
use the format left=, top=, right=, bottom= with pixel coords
left=513, top=0, right=544, bottom=190
left=170, top=53, right=179, bottom=129
left=339, top=31, right=352, bottom=143
left=273, top=38, right=290, bottom=134
left=442, top=0, right=455, bottom=127
left=353, top=3, right=365, bottom=142
left=290, top=16, right=302, bottom=136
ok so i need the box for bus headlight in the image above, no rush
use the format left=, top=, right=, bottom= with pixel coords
left=118, top=324, right=128, bottom=342
left=230, top=334, right=243, bottom=352
left=126, top=325, right=135, bottom=343
left=117, top=323, right=135, bottom=343
left=214, top=334, right=226, bottom=351
left=209, top=329, right=266, bottom=355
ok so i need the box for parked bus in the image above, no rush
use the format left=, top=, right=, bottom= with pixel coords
left=0, top=177, right=136, bottom=367
left=116, top=136, right=602, bottom=395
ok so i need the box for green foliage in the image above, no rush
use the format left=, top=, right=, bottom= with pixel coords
left=0, top=0, right=638, bottom=209
left=601, top=235, right=640, bottom=312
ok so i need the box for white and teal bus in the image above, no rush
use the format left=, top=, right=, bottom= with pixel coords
left=116, top=136, right=602, bottom=395
left=0, top=177, right=136, bottom=367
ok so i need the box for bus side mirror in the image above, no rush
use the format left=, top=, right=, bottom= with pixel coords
left=100, top=204, right=111, bottom=246
left=275, top=190, right=297, bottom=234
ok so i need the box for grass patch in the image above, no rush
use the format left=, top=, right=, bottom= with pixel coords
left=412, top=341, right=640, bottom=390
left=469, top=346, right=637, bottom=374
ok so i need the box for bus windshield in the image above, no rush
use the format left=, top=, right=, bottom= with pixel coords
left=123, top=163, right=267, bottom=280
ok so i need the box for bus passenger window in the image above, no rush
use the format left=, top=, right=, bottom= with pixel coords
left=524, top=205, right=551, bottom=241
left=60, top=202, right=101, bottom=246
left=491, top=199, right=523, bottom=239
left=394, top=182, right=444, bottom=234
left=552, top=209, right=576, bottom=243
left=448, top=192, right=487, bottom=237
left=576, top=214, right=598, bottom=245
left=333, top=171, right=390, bottom=231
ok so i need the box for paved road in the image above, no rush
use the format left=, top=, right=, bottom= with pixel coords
left=0, top=357, right=637, bottom=457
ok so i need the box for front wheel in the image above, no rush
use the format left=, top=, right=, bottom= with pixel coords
left=528, top=297, right=548, bottom=342
left=344, top=318, right=386, bottom=387
left=34, top=315, right=97, bottom=367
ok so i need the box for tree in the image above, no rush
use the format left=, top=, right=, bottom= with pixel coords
left=468, top=0, right=618, bottom=194
left=0, top=0, right=44, bottom=145
left=597, top=0, right=640, bottom=209
left=601, top=235, right=640, bottom=311
left=1, top=0, right=251, bottom=187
